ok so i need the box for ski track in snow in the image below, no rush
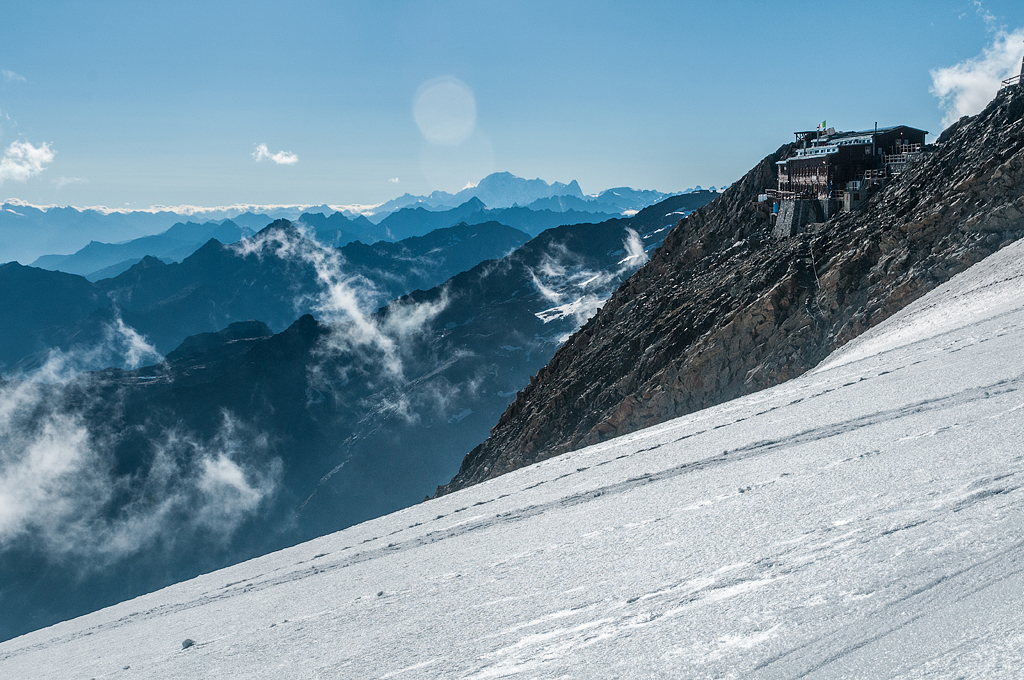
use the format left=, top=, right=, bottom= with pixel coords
left=4, top=242, right=1024, bottom=678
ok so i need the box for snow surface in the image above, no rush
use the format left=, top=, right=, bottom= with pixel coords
left=4, top=242, right=1024, bottom=678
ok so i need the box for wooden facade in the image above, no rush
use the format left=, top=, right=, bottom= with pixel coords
left=776, top=125, right=927, bottom=198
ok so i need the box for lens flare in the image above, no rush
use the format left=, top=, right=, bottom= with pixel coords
left=413, top=77, right=477, bottom=146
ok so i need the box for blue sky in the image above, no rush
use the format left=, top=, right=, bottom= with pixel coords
left=1, top=0, right=1022, bottom=209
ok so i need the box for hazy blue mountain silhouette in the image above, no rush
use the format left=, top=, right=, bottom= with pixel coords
left=377, top=197, right=624, bottom=240
left=374, top=172, right=585, bottom=213
left=0, top=221, right=530, bottom=371
left=370, top=171, right=679, bottom=216
left=29, top=220, right=253, bottom=278
left=524, top=188, right=717, bottom=215
left=297, top=210, right=392, bottom=245
left=1, top=173, right=685, bottom=265
left=1, top=203, right=209, bottom=266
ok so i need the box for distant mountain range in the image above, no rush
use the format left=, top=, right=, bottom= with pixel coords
left=373, top=196, right=614, bottom=240
left=23, top=191, right=717, bottom=282
left=0, top=220, right=532, bottom=372
left=373, top=171, right=695, bottom=214
left=30, top=220, right=255, bottom=280
left=3, top=172, right=715, bottom=266
left=3, top=191, right=723, bottom=375
left=375, top=172, right=588, bottom=212
left=309, top=190, right=718, bottom=242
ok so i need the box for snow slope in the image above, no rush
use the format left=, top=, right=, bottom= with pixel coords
left=4, top=242, right=1024, bottom=678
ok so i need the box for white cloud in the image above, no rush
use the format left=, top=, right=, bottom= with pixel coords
left=0, top=140, right=55, bottom=184
left=107, top=317, right=162, bottom=369
left=193, top=416, right=278, bottom=534
left=389, top=177, right=400, bottom=183
left=930, top=25, right=1024, bottom=127
left=969, top=0, right=998, bottom=30
left=252, top=143, right=298, bottom=165
left=0, top=69, right=26, bottom=83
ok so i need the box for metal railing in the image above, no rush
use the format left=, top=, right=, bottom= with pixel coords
left=883, top=151, right=924, bottom=165
left=883, top=145, right=924, bottom=175
left=767, top=188, right=815, bottom=200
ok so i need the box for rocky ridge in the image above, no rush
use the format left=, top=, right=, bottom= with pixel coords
left=438, top=85, right=1024, bottom=495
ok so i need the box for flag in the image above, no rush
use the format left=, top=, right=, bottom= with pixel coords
left=816, top=120, right=826, bottom=131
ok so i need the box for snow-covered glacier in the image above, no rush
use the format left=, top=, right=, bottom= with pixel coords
left=3, top=241, right=1024, bottom=678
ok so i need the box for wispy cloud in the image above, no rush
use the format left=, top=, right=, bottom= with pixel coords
left=619, top=227, right=647, bottom=267
left=53, top=176, right=85, bottom=190
left=930, top=24, right=1024, bottom=127
left=0, top=69, right=26, bottom=83
left=21, top=315, right=163, bottom=382
left=252, top=143, right=298, bottom=165
left=967, top=0, right=998, bottom=30
left=0, top=140, right=55, bottom=184
left=530, top=228, right=649, bottom=329
left=232, top=223, right=448, bottom=380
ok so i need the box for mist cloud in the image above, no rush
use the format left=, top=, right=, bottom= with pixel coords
left=234, top=222, right=449, bottom=380
left=620, top=228, right=647, bottom=267
left=530, top=228, right=649, bottom=328
left=0, top=316, right=278, bottom=566
left=0, top=378, right=279, bottom=562
left=931, top=25, right=1024, bottom=127
left=20, top=315, right=163, bottom=382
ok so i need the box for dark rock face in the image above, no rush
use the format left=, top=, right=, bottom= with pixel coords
left=438, top=85, right=1024, bottom=495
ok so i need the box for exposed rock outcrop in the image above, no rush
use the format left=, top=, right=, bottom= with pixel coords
left=438, top=85, right=1024, bottom=495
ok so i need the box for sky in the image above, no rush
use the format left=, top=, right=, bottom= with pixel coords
left=1, top=0, right=1023, bottom=210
